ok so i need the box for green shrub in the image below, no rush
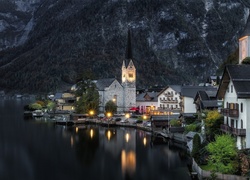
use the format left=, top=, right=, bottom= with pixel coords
left=185, top=123, right=198, bottom=133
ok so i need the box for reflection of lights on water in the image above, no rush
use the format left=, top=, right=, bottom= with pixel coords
left=121, top=150, right=136, bottom=177
left=90, top=129, right=94, bottom=139
left=75, top=127, right=78, bottom=133
left=107, top=130, right=111, bottom=140
left=143, top=137, right=147, bottom=146
left=70, top=136, right=74, bottom=147
left=125, top=133, right=130, bottom=142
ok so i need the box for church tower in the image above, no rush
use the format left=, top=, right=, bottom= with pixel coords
left=239, top=16, right=250, bottom=64
left=122, top=29, right=136, bottom=111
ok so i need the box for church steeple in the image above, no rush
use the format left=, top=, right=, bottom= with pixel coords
left=239, top=15, right=250, bottom=64
left=125, top=29, right=133, bottom=60
left=122, top=29, right=136, bottom=86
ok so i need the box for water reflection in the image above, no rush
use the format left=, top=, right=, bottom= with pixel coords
left=58, top=125, right=192, bottom=180
left=1, top=99, right=192, bottom=180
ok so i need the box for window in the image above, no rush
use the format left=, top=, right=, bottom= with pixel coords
left=241, top=103, right=243, bottom=113
left=241, top=120, right=243, bottom=129
left=231, top=85, right=233, bottom=93
left=129, top=73, right=133, bottom=78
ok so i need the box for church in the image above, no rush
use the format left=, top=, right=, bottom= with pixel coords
left=95, top=30, right=136, bottom=113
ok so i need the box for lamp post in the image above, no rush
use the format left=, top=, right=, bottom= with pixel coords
left=167, top=111, right=172, bottom=134
left=125, top=113, right=130, bottom=123
left=107, top=112, right=112, bottom=127
left=89, top=110, right=94, bottom=123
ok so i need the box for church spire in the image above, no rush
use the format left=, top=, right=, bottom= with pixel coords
left=125, top=29, right=133, bottom=60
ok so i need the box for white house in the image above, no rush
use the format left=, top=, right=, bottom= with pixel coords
left=157, top=85, right=182, bottom=111
left=181, top=85, right=217, bottom=114
left=217, top=16, right=250, bottom=149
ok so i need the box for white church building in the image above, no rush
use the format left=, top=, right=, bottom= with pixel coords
left=96, top=30, right=136, bottom=113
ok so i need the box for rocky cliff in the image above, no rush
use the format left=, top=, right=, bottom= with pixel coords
left=0, top=0, right=249, bottom=93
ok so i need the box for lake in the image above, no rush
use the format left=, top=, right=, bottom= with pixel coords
left=0, top=98, right=192, bottom=180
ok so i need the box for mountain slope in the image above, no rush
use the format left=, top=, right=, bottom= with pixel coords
left=0, top=0, right=249, bottom=93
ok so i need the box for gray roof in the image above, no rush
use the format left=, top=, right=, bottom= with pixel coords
left=181, top=86, right=217, bottom=98
left=136, top=92, right=158, bottom=102
left=169, top=85, right=182, bottom=93
left=202, top=100, right=220, bottom=108
left=95, top=78, right=117, bottom=91
left=217, top=65, right=250, bottom=99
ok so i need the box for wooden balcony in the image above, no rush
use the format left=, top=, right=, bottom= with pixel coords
left=160, top=99, right=178, bottom=103
left=220, top=124, right=246, bottom=136
left=220, top=108, right=239, bottom=117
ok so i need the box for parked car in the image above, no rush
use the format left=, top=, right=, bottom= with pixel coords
left=115, top=117, right=122, bottom=122
left=133, top=119, right=143, bottom=124
left=143, top=121, right=151, bottom=127
left=97, top=113, right=105, bottom=118
left=120, top=119, right=129, bottom=123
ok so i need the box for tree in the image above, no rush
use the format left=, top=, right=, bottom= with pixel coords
left=206, top=134, right=238, bottom=174
left=192, top=134, right=201, bottom=162
left=75, top=85, right=99, bottom=114
left=242, top=57, right=250, bottom=64
left=29, top=103, right=42, bottom=110
left=204, top=110, right=223, bottom=140
left=105, top=100, right=117, bottom=115
left=46, top=101, right=56, bottom=112
left=74, top=72, right=99, bottom=114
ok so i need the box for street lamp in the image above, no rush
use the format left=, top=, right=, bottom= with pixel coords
left=125, top=113, right=130, bottom=122
left=167, top=111, right=173, bottom=133
left=107, top=112, right=112, bottom=120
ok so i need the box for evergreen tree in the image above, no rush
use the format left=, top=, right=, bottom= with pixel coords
left=191, top=134, right=201, bottom=162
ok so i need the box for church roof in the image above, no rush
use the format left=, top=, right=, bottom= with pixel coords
left=217, top=65, right=250, bottom=99
left=95, top=78, right=117, bottom=90
left=240, top=15, right=250, bottom=38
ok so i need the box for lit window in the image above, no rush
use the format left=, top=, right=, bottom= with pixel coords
left=129, top=73, right=133, bottom=78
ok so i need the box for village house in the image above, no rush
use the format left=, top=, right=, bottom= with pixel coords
left=136, top=91, right=158, bottom=114
left=157, top=85, right=182, bottom=112
left=217, top=17, right=250, bottom=149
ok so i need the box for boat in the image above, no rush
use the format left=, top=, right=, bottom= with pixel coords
left=32, top=110, right=44, bottom=117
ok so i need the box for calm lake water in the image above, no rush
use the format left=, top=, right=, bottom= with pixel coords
left=0, top=98, right=192, bottom=180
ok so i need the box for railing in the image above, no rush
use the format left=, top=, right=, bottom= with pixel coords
left=220, top=108, right=239, bottom=117
left=220, top=124, right=246, bottom=136
left=160, top=99, right=178, bottom=103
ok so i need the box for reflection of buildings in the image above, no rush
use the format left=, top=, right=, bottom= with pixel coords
left=98, top=127, right=137, bottom=178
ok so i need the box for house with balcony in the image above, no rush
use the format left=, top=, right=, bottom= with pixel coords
left=217, top=17, right=250, bottom=149
left=216, top=65, right=250, bottom=149
left=157, top=85, right=182, bottom=112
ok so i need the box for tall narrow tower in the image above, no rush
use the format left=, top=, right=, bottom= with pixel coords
left=122, top=29, right=136, bottom=111
left=239, top=16, right=250, bottom=64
